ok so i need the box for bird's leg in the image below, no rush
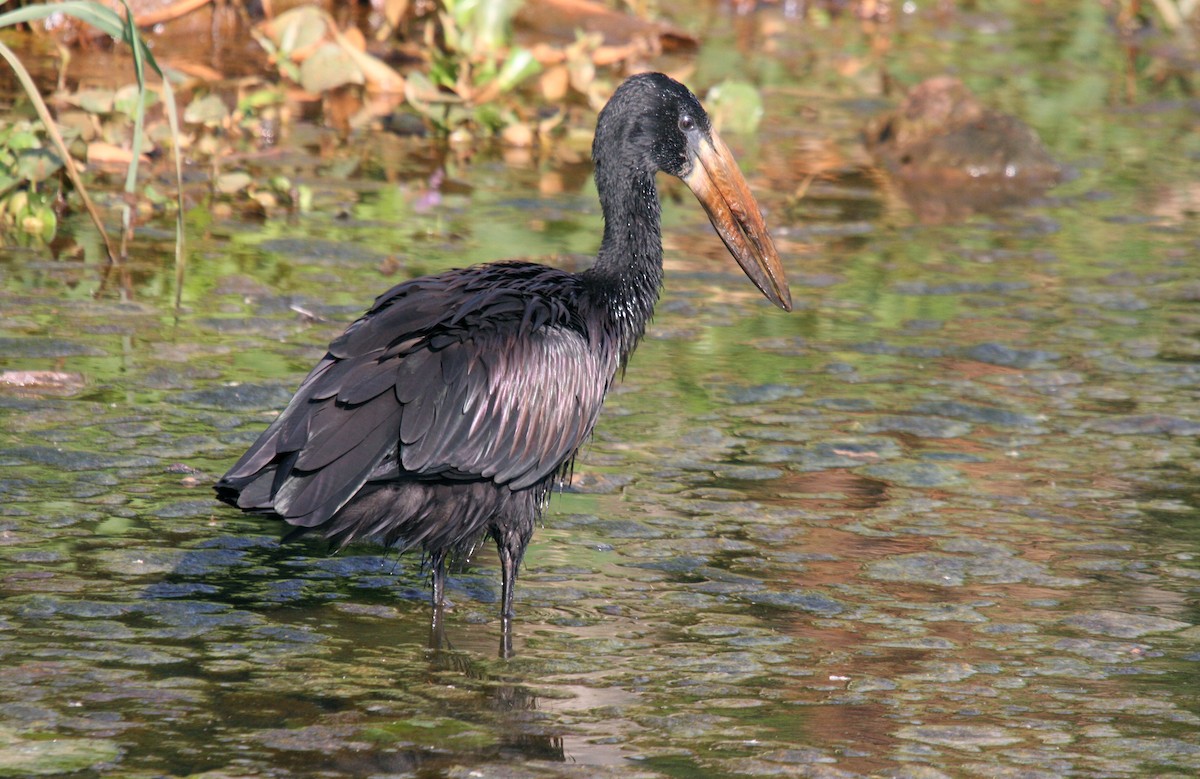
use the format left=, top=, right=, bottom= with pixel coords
left=430, top=550, right=447, bottom=610
left=499, top=548, right=515, bottom=660
left=499, top=546, right=518, bottom=620
left=428, top=550, right=450, bottom=649
left=496, top=539, right=523, bottom=659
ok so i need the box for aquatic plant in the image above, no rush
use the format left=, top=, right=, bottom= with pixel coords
left=0, top=0, right=185, bottom=305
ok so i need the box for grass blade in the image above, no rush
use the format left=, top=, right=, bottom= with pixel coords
left=0, top=3, right=127, bottom=40
left=159, top=73, right=187, bottom=312
left=116, top=0, right=146, bottom=258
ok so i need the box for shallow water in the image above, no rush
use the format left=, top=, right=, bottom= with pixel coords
left=3, top=4, right=1200, bottom=778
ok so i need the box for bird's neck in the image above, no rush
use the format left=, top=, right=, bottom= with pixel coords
left=583, top=170, right=665, bottom=367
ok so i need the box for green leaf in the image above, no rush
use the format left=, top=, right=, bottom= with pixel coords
left=299, top=43, right=363, bottom=93
left=472, top=102, right=503, bottom=131
left=14, top=148, right=63, bottom=184
left=238, top=86, right=285, bottom=112
left=297, top=184, right=314, bottom=212
left=4, top=128, right=41, bottom=152
left=405, top=70, right=440, bottom=114
left=428, top=58, right=458, bottom=90
left=215, top=171, right=253, bottom=195
left=72, top=87, right=115, bottom=114
left=33, top=202, right=58, bottom=242
left=471, top=0, right=522, bottom=53
left=280, top=59, right=301, bottom=84
left=184, top=94, right=230, bottom=126
left=114, top=83, right=156, bottom=117
left=493, top=47, right=540, bottom=93
left=57, top=111, right=96, bottom=143
left=142, top=183, right=168, bottom=205
left=265, top=6, right=330, bottom=56
left=705, top=80, right=764, bottom=135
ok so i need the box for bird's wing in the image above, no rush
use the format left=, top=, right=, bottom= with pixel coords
left=217, top=264, right=613, bottom=529
left=394, top=323, right=610, bottom=489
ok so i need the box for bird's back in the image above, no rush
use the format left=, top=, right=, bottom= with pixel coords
left=216, top=261, right=618, bottom=552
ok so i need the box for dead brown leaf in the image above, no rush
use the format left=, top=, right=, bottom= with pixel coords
left=539, top=64, right=570, bottom=101
left=515, top=0, right=696, bottom=51
left=87, top=141, right=148, bottom=167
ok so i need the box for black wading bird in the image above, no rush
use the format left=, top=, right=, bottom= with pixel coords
left=216, top=73, right=792, bottom=650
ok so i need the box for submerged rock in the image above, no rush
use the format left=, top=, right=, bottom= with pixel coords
left=1062, top=610, right=1191, bottom=638
left=864, top=76, right=1062, bottom=223
left=896, top=724, right=1023, bottom=750
left=0, top=727, right=119, bottom=776
left=859, top=461, right=966, bottom=488
left=1084, top=414, right=1200, bottom=436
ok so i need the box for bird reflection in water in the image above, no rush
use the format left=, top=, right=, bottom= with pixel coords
left=310, top=644, right=566, bottom=775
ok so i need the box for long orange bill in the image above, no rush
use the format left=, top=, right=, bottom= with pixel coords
left=682, top=130, right=792, bottom=312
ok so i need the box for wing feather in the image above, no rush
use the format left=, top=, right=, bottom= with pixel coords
left=275, top=404, right=403, bottom=525
left=335, top=356, right=399, bottom=405
left=217, top=261, right=615, bottom=530
left=400, top=328, right=611, bottom=489
left=394, top=348, right=436, bottom=404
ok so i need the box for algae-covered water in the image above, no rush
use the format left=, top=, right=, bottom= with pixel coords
left=2, top=4, right=1200, bottom=777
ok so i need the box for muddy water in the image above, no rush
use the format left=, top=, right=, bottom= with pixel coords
left=3, top=5, right=1200, bottom=779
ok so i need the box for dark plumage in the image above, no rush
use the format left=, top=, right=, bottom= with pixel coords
left=215, top=73, right=791, bottom=648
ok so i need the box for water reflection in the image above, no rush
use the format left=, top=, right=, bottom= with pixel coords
left=425, top=646, right=568, bottom=763
left=769, top=468, right=890, bottom=511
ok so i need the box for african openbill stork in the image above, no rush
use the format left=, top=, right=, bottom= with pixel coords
left=215, top=73, right=792, bottom=649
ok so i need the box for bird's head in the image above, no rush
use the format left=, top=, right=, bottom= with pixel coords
left=594, top=73, right=792, bottom=312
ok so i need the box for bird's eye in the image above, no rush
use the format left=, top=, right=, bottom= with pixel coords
left=678, top=115, right=695, bottom=132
